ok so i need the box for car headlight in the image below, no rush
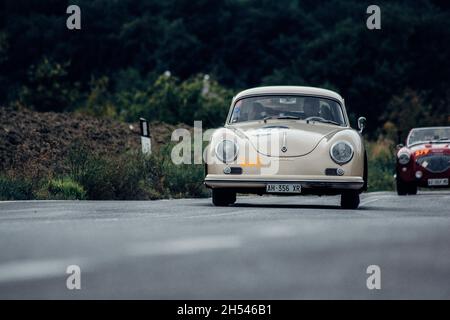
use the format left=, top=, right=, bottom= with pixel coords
left=398, top=152, right=410, bottom=165
left=330, top=141, right=354, bottom=164
left=215, top=140, right=238, bottom=163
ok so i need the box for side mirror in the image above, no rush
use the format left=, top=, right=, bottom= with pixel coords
left=357, top=117, right=366, bottom=133
left=396, top=144, right=404, bottom=150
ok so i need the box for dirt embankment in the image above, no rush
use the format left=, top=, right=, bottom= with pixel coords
left=0, top=106, right=186, bottom=177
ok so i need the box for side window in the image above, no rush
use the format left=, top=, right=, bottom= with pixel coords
left=230, top=100, right=242, bottom=123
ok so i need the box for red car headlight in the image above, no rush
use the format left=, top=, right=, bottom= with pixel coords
left=398, top=152, right=410, bottom=165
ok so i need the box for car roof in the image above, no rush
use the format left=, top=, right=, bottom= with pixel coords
left=233, top=86, right=344, bottom=104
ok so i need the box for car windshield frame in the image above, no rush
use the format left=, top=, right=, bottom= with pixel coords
left=407, top=127, right=450, bottom=146
left=227, top=94, right=348, bottom=127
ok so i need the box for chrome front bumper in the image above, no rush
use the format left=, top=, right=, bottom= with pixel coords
left=204, top=175, right=364, bottom=190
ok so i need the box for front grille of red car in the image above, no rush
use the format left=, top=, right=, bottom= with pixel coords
left=416, top=154, right=450, bottom=173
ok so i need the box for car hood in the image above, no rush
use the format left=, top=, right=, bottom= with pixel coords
left=230, top=121, right=345, bottom=157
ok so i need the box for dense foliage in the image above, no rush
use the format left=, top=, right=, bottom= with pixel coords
left=1, top=0, right=449, bottom=136
left=0, top=142, right=209, bottom=200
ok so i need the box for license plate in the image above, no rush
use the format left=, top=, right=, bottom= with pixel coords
left=428, top=178, right=448, bottom=186
left=266, top=184, right=302, bottom=193
left=428, top=178, right=449, bottom=186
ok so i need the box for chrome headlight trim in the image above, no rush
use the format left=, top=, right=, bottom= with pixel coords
left=330, top=141, right=354, bottom=165
left=215, top=140, right=238, bottom=163
left=398, top=152, right=410, bottom=165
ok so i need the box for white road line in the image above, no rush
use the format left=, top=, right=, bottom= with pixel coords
left=128, top=235, right=242, bottom=257
left=360, top=197, right=381, bottom=206
left=360, top=195, right=395, bottom=207
left=0, top=258, right=84, bottom=283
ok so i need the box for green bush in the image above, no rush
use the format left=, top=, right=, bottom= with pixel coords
left=64, top=142, right=209, bottom=200
left=140, top=153, right=168, bottom=200
left=66, top=143, right=159, bottom=200
left=75, top=156, right=116, bottom=200
left=0, top=175, right=34, bottom=200
left=163, top=162, right=209, bottom=198
left=158, top=144, right=209, bottom=198
left=366, top=140, right=396, bottom=192
left=43, top=178, right=87, bottom=200
left=0, top=141, right=210, bottom=202
left=104, top=155, right=151, bottom=200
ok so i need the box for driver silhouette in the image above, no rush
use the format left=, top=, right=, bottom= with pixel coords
left=303, top=98, right=320, bottom=118
left=249, top=102, right=265, bottom=120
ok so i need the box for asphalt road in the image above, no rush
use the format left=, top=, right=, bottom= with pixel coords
left=0, top=191, right=450, bottom=299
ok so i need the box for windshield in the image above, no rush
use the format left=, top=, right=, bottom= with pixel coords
left=407, top=127, right=450, bottom=146
left=229, top=95, right=346, bottom=126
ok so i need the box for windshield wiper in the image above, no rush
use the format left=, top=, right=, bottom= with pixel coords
left=262, top=115, right=275, bottom=123
left=308, top=118, right=341, bottom=126
left=262, top=115, right=300, bottom=123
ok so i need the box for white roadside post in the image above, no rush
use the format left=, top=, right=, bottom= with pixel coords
left=140, top=118, right=151, bottom=155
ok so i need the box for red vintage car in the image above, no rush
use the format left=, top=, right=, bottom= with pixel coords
left=396, top=127, right=450, bottom=195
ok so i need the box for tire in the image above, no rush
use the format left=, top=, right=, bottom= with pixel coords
left=362, top=152, right=368, bottom=192
left=212, top=189, right=236, bottom=206
left=341, top=191, right=360, bottom=209
left=408, top=184, right=418, bottom=195
left=396, top=176, right=408, bottom=196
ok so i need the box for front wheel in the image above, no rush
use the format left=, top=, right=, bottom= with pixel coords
left=408, top=184, right=418, bottom=195
left=212, top=189, right=236, bottom=206
left=396, top=176, right=409, bottom=195
left=341, top=191, right=360, bottom=209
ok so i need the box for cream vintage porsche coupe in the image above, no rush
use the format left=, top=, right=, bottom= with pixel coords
left=204, top=86, right=367, bottom=209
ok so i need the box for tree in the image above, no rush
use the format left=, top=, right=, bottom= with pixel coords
left=19, top=57, right=79, bottom=112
